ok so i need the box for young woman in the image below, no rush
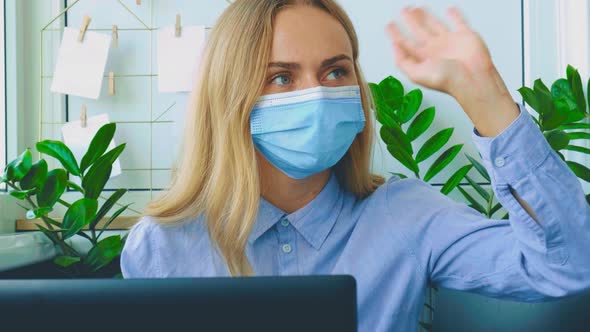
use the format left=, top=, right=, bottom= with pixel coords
left=121, top=0, right=590, bottom=330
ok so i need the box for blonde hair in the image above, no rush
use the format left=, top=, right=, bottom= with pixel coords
left=144, top=0, right=384, bottom=276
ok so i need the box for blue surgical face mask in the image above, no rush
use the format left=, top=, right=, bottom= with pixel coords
left=250, top=85, right=366, bottom=179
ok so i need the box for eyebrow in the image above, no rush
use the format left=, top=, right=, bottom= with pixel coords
left=268, top=54, right=353, bottom=70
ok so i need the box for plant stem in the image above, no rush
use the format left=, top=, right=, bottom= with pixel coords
left=7, top=181, right=79, bottom=257
left=57, top=198, right=71, bottom=208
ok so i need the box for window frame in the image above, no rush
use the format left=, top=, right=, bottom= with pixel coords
left=0, top=0, right=7, bottom=192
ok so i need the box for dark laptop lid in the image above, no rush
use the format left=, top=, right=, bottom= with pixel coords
left=0, top=275, right=357, bottom=332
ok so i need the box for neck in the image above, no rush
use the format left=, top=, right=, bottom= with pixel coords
left=258, top=153, right=331, bottom=214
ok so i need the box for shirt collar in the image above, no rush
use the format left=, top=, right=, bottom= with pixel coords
left=248, top=172, right=344, bottom=250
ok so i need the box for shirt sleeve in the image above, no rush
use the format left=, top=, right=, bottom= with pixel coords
left=120, top=217, right=162, bottom=278
left=393, top=103, right=590, bottom=302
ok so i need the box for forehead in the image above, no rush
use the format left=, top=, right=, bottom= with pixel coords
left=271, top=5, right=353, bottom=62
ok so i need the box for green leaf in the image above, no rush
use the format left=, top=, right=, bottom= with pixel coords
left=544, top=130, right=570, bottom=151
left=36, top=169, right=67, bottom=208
left=440, top=164, right=472, bottom=195
left=36, top=140, right=80, bottom=176
left=399, top=89, right=423, bottom=124
left=554, top=97, right=585, bottom=124
left=465, top=154, right=491, bottom=182
left=551, top=78, right=574, bottom=102
left=33, top=207, right=53, bottom=219
left=375, top=104, right=398, bottom=128
left=517, top=87, right=540, bottom=113
left=4, top=149, right=33, bottom=181
left=387, top=144, right=419, bottom=177
left=370, top=83, right=398, bottom=125
left=98, top=143, right=126, bottom=165
left=97, top=203, right=132, bottom=239
left=567, top=161, right=590, bottom=183
left=464, top=175, right=490, bottom=201
left=534, top=79, right=566, bottom=130
left=20, top=159, right=48, bottom=190
left=85, top=235, right=124, bottom=271
left=378, top=76, right=404, bottom=108
left=80, top=123, right=116, bottom=174
left=559, top=122, right=590, bottom=130
left=567, top=132, right=590, bottom=140
left=83, top=165, right=112, bottom=200
left=415, top=128, right=454, bottom=163
left=407, top=107, right=435, bottom=142
left=490, top=202, right=503, bottom=216
left=586, top=194, right=590, bottom=205
left=567, top=65, right=587, bottom=114
left=423, top=144, right=463, bottom=182
left=62, top=198, right=99, bottom=240
left=67, top=180, right=85, bottom=193
left=9, top=189, right=36, bottom=200
left=563, top=145, right=590, bottom=155
left=380, top=125, right=413, bottom=155
left=368, top=83, right=382, bottom=102
left=390, top=172, right=408, bottom=179
left=89, top=188, right=128, bottom=230
left=54, top=255, right=81, bottom=268
left=82, top=144, right=125, bottom=200
left=457, top=186, right=486, bottom=215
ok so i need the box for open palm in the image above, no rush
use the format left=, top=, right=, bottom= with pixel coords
left=387, top=7, right=493, bottom=97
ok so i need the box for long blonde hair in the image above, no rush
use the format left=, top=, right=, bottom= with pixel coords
left=144, top=0, right=384, bottom=276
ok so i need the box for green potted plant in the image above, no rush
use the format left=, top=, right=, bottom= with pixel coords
left=0, top=122, right=130, bottom=278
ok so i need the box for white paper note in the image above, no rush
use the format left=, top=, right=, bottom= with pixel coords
left=157, top=25, right=206, bottom=92
left=51, top=27, right=111, bottom=99
left=61, top=113, right=122, bottom=181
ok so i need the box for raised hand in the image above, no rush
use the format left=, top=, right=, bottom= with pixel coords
left=386, top=7, right=520, bottom=137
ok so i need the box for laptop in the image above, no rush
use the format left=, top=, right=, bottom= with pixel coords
left=0, top=275, right=357, bottom=332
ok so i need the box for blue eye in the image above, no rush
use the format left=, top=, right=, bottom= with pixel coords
left=326, top=68, right=346, bottom=80
left=271, top=75, right=291, bottom=85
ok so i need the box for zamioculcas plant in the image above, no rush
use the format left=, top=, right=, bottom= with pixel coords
left=518, top=65, right=590, bottom=188
left=0, top=122, right=130, bottom=278
left=454, top=64, right=590, bottom=215
left=369, top=76, right=464, bottom=182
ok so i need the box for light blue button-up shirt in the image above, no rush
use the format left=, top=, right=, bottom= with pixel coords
left=121, top=105, right=590, bottom=331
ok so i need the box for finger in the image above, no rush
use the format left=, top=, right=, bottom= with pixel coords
left=418, top=7, right=449, bottom=35
left=386, top=22, right=423, bottom=61
left=387, top=23, right=421, bottom=77
left=391, top=42, right=426, bottom=85
left=401, top=6, right=435, bottom=42
left=447, top=6, right=470, bottom=31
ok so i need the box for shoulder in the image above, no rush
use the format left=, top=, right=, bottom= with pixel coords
left=367, top=175, right=457, bottom=213
left=121, top=215, right=206, bottom=278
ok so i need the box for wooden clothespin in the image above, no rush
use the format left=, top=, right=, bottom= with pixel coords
left=80, top=105, right=87, bottom=128
left=175, top=14, right=181, bottom=37
left=109, top=72, right=115, bottom=96
left=136, top=0, right=141, bottom=5
left=78, top=15, right=92, bottom=42
left=112, top=25, right=118, bottom=48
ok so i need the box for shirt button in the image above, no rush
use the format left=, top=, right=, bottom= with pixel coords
left=282, top=244, right=292, bottom=253
left=280, top=219, right=289, bottom=227
left=494, top=157, right=506, bottom=168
